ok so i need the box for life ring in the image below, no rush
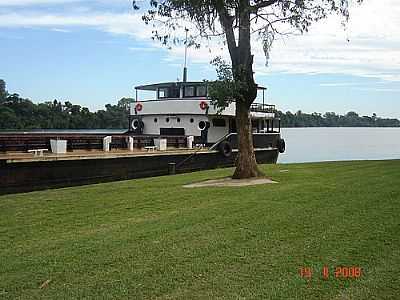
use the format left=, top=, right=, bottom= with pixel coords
left=135, top=103, right=143, bottom=112
left=278, top=138, right=286, bottom=153
left=218, top=140, right=233, bottom=158
left=199, top=101, right=208, bottom=110
left=131, top=118, right=144, bottom=134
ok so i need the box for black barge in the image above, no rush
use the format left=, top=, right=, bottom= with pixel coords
left=0, top=132, right=282, bottom=195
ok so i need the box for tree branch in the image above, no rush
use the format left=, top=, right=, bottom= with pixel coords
left=250, top=0, right=279, bottom=13
left=215, top=0, right=238, bottom=64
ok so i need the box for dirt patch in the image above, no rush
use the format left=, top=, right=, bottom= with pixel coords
left=183, top=177, right=277, bottom=188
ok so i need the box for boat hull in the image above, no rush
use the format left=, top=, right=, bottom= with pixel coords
left=0, top=148, right=279, bottom=195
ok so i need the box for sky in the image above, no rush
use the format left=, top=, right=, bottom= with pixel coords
left=0, top=0, right=399, bottom=118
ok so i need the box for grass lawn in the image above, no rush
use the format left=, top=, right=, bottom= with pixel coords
left=0, top=160, right=399, bottom=299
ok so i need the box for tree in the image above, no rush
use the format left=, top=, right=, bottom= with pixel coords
left=0, top=79, right=7, bottom=103
left=118, top=97, right=134, bottom=112
left=0, top=106, right=20, bottom=129
left=0, top=84, right=135, bottom=129
left=134, top=0, right=362, bottom=178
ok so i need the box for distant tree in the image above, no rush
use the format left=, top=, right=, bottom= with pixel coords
left=71, top=104, right=82, bottom=115
left=64, top=101, right=73, bottom=114
left=135, top=0, right=363, bottom=178
left=346, top=111, right=359, bottom=118
left=0, top=79, right=7, bottom=103
left=0, top=83, right=134, bottom=130
left=118, top=97, right=134, bottom=112
left=372, top=113, right=377, bottom=124
left=0, top=106, right=20, bottom=129
left=278, top=110, right=400, bottom=128
left=324, top=112, right=339, bottom=127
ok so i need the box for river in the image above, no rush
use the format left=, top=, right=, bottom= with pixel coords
left=278, top=127, right=400, bottom=163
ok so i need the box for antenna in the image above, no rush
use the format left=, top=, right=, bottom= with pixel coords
left=183, top=28, right=189, bottom=82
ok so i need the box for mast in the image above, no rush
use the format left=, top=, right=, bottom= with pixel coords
left=183, top=28, right=188, bottom=82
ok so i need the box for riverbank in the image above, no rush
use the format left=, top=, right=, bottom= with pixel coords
left=1, top=160, right=399, bottom=299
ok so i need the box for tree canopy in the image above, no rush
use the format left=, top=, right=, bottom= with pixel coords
left=0, top=80, right=133, bottom=130
left=0, top=79, right=7, bottom=103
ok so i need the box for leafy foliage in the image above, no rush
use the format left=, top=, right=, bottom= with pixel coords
left=207, top=57, right=243, bottom=112
left=135, top=0, right=363, bottom=110
left=0, top=79, right=7, bottom=103
left=278, top=110, right=400, bottom=128
left=0, top=80, right=133, bottom=130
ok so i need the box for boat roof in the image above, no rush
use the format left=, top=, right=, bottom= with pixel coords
left=135, top=82, right=205, bottom=91
left=135, top=81, right=267, bottom=91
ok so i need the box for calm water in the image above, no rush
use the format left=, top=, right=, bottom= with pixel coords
left=278, top=127, right=400, bottom=163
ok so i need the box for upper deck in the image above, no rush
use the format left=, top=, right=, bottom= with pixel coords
left=135, top=81, right=208, bottom=100
left=132, top=81, right=276, bottom=118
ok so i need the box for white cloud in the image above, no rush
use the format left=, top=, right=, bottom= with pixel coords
left=0, top=0, right=82, bottom=6
left=0, top=0, right=399, bottom=83
left=129, top=46, right=159, bottom=52
left=319, top=83, right=361, bottom=87
left=51, top=28, right=71, bottom=32
left=354, top=87, right=400, bottom=92
left=257, top=0, right=400, bottom=81
left=0, top=12, right=153, bottom=39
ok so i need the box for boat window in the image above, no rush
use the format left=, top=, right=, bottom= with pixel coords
left=154, top=118, right=158, bottom=123
left=177, top=117, right=181, bottom=123
left=184, top=86, right=195, bottom=97
left=170, top=85, right=180, bottom=98
left=190, top=118, right=194, bottom=123
left=196, top=85, right=207, bottom=97
left=166, top=117, right=170, bottom=123
left=160, top=128, right=185, bottom=135
left=212, top=118, right=226, bottom=127
left=252, top=120, right=259, bottom=132
left=158, top=88, right=168, bottom=98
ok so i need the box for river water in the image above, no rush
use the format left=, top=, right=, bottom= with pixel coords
left=278, top=127, right=400, bottom=163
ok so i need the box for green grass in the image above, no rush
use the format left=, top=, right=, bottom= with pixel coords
left=1, top=160, right=399, bottom=299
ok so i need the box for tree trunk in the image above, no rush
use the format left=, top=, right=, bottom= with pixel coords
left=217, top=0, right=265, bottom=179
left=232, top=100, right=264, bottom=179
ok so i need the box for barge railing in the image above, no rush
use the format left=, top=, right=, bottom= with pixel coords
left=250, top=103, right=276, bottom=113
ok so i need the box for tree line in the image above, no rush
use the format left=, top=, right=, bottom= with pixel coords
left=277, top=110, right=400, bottom=128
left=0, top=79, right=399, bottom=130
left=0, top=80, right=131, bottom=130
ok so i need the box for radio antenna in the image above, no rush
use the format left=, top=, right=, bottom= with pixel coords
left=183, top=28, right=189, bottom=82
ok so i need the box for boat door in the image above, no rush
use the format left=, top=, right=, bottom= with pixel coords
left=229, top=118, right=237, bottom=133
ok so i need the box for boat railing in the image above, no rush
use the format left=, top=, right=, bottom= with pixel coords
left=250, top=103, right=276, bottom=113
left=209, top=133, right=237, bottom=151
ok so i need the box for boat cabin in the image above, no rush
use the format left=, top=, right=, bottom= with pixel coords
left=129, top=81, right=281, bottom=145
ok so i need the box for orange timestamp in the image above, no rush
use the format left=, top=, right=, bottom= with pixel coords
left=299, top=266, right=362, bottom=279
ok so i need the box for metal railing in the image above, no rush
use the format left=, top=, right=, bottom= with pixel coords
left=209, top=133, right=237, bottom=151
left=250, top=103, right=276, bottom=113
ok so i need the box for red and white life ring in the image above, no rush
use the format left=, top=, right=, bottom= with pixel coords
left=199, top=101, right=208, bottom=110
left=135, top=103, right=143, bottom=112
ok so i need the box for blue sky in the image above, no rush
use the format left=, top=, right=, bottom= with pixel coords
left=0, top=0, right=399, bottom=118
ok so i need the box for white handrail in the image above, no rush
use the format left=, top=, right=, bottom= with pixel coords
left=209, top=133, right=237, bottom=151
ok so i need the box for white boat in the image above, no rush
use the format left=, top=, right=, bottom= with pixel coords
left=129, top=80, right=285, bottom=158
